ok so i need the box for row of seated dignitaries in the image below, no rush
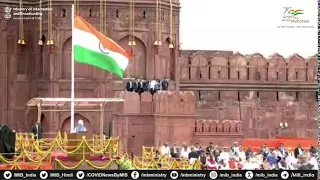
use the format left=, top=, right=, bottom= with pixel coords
left=125, top=78, right=169, bottom=95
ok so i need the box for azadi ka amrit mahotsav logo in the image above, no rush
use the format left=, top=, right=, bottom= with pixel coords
left=282, top=7, right=309, bottom=23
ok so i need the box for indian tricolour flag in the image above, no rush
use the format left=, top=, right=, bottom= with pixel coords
left=74, top=14, right=130, bottom=78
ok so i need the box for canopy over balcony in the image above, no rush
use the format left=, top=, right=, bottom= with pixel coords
left=26, top=97, right=124, bottom=109
left=26, top=97, right=125, bottom=136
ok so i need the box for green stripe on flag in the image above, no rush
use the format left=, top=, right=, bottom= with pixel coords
left=74, top=45, right=124, bottom=79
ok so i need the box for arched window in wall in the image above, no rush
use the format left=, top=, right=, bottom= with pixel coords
left=266, top=62, right=269, bottom=81
left=285, top=63, right=289, bottom=81
left=143, top=11, right=146, bottom=18
left=116, top=10, right=119, bottom=18
left=227, top=62, right=230, bottom=79
left=188, top=58, right=191, bottom=80
left=62, top=9, right=66, bottom=17
left=246, top=62, right=250, bottom=80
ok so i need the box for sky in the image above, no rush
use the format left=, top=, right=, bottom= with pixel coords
left=179, top=0, right=318, bottom=58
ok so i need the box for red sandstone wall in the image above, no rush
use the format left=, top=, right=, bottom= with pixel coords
left=113, top=91, right=196, bottom=154
left=179, top=52, right=318, bottom=145
left=0, top=1, right=180, bottom=133
left=0, top=1, right=317, bottom=150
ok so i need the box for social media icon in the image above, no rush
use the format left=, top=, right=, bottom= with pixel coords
left=131, top=171, right=140, bottom=179
left=281, top=171, right=289, bottom=179
left=209, top=171, right=218, bottom=179
left=245, top=171, right=254, bottom=179
left=3, top=171, right=12, bottom=179
left=76, top=171, right=85, bottom=180
left=170, top=171, right=179, bottom=179
left=39, top=171, right=48, bottom=179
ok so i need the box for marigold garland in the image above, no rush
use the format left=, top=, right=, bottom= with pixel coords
left=1, top=133, right=201, bottom=170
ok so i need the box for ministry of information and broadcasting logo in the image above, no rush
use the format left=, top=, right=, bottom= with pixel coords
left=4, top=6, right=12, bottom=20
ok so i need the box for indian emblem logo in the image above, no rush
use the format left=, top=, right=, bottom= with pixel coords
left=3, top=6, right=12, bottom=20
left=99, top=42, right=110, bottom=54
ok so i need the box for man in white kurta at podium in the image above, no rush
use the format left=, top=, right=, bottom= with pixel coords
left=74, top=119, right=87, bottom=133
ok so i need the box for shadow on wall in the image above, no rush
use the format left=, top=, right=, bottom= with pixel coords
left=60, top=113, right=92, bottom=134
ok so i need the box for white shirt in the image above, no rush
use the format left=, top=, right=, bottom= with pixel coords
left=277, top=148, right=286, bottom=158
left=234, top=156, right=241, bottom=162
left=242, top=162, right=256, bottom=170
left=239, top=152, right=246, bottom=162
left=160, top=146, right=170, bottom=156
left=219, top=152, right=230, bottom=161
left=36, top=125, right=39, bottom=137
left=150, top=80, right=157, bottom=90
left=181, top=147, right=191, bottom=159
left=189, top=157, right=197, bottom=164
left=310, top=157, right=318, bottom=169
left=33, top=125, right=40, bottom=140
left=232, top=147, right=240, bottom=155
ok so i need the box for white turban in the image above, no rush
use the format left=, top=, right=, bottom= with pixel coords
left=78, top=119, right=84, bottom=125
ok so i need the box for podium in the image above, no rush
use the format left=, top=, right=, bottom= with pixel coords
left=67, top=133, right=91, bottom=161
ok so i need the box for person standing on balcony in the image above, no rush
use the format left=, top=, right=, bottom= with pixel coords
left=126, top=78, right=134, bottom=92
left=149, top=79, right=157, bottom=95
left=136, top=78, right=143, bottom=94
left=161, top=79, right=169, bottom=90
left=142, top=80, right=149, bottom=92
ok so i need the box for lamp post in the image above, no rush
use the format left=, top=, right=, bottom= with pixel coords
left=279, top=122, right=288, bottom=129
left=276, top=121, right=289, bottom=135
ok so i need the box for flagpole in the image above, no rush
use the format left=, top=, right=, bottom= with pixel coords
left=71, top=4, right=75, bottom=133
